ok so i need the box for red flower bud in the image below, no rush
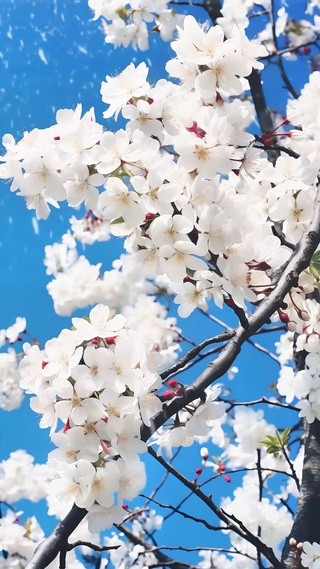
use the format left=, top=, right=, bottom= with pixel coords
left=168, top=379, right=179, bottom=389
left=63, top=419, right=71, bottom=433
left=278, top=309, right=289, bottom=324
left=162, top=390, right=175, bottom=401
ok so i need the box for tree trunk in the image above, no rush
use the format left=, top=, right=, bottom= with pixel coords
left=282, top=419, right=320, bottom=568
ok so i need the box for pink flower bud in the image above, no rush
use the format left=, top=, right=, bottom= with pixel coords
left=299, top=310, right=310, bottom=322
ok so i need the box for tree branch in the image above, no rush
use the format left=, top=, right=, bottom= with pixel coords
left=140, top=493, right=226, bottom=532
left=143, top=184, right=320, bottom=439
left=282, top=419, right=320, bottom=568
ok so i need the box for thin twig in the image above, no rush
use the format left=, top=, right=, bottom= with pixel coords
left=223, top=396, right=298, bottom=412
left=281, top=443, right=301, bottom=492
left=140, top=493, right=226, bottom=532
left=161, top=331, right=235, bottom=380
left=67, top=542, right=120, bottom=553
left=256, top=449, right=264, bottom=569
left=269, top=0, right=299, bottom=99
left=143, top=448, right=181, bottom=511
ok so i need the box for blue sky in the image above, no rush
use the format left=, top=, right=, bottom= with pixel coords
left=0, top=0, right=311, bottom=556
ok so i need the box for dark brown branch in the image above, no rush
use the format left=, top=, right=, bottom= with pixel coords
left=254, top=141, right=300, bottom=159
left=26, top=506, right=87, bottom=569
left=248, top=69, right=275, bottom=137
left=161, top=331, right=235, bottom=380
left=67, top=542, right=120, bottom=553
left=163, top=344, right=228, bottom=380
left=202, top=0, right=222, bottom=22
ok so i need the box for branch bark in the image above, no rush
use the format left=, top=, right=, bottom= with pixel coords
left=282, top=420, right=320, bottom=569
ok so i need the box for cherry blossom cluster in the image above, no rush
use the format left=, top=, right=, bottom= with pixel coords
left=0, top=317, right=26, bottom=347
left=221, top=471, right=293, bottom=559
left=0, top=317, right=27, bottom=411
left=0, top=450, right=48, bottom=503
left=88, top=0, right=184, bottom=51
left=18, top=303, right=225, bottom=532
left=0, top=453, right=86, bottom=569
left=0, top=348, right=23, bottom=411
left=0, top=509, right=87, bottom=569
left=278, top=350, right=320, bottom=423
left=257, top=4, right=320, bottom=57
left=103, top=510, right=163, bottom=569
left=44, top=234, right=181, bottom=367
left=275, top=294, right=320, bottom=423
left=1, top=14, right=313, bottom=321
left=301, top=541, right=320, bottom=569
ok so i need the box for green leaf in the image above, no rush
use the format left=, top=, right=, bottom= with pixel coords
left=111, top=216, right=125, bottom=225
left=309, top=251, right=320, bottom=279
left=260, top=429, right=290, bottom=455
left=280, top=428, right=291, bottom=446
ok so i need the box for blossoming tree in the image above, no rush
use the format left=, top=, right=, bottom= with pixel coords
left=2, top=0, right=320, bottom=568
